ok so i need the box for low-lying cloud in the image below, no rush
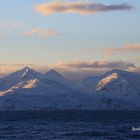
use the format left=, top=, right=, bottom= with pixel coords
left=105, top=44, right=140, bottom=55
left=50, top=60, right=140, bottom=80
left=35, top=1, right=133, bottom=15
left=0, top=31, right=6, bottom=37
left=23, top=28, right=60, bottom=37
left=51, top=61, right=136, bottom=71
left=0, top=21, right=21, bottom=31
left=0, top=61, right=139, bottom=80
left=4, top=21, right=21, bottom=29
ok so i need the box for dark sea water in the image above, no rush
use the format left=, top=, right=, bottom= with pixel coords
left=0, top=111, right=140, bottom=140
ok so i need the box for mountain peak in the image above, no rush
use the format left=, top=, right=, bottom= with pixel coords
left=21, top=66, right=32, bottom=72
left=45, top=69, right=64, bottom=78
left=24, top=66, right=30, bottom=69
left=43, top=69, right=67, bottom=83
left=0, top=67, right=42, bottom=91
left=47, top=69, right=59, bottom=74
left=20, top=67, right=42, bottom=81
left=111, top=69, right=126, bottom=73
left=104, top=69, right=129, bottom=77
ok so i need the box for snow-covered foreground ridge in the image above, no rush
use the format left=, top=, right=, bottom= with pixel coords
left=0, top=67, right=140, bottom=110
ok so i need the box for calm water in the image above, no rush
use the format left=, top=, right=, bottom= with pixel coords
left=0, top=111, right=140, bottom=140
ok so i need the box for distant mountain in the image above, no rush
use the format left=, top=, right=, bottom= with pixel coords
left=44, top=69, right=65, bottom=81
left=0, top=68, right=140, bottom=110
left=43, top=69, right=76, bottom=89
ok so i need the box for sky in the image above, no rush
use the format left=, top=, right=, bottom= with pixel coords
left=0, top=0, right=140, bottom=80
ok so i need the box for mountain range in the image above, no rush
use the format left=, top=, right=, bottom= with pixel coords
left=0, top=67, right=140, bottom=110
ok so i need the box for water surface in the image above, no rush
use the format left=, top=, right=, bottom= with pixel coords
left=0, top=111, right=140, bottom=140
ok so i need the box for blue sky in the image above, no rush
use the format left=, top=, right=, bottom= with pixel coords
left=0, top=0, right=140, bottom=78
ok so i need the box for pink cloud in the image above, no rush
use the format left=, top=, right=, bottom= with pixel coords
left=105, top=44, right=140, bottom=55
left=50, top=60, right=136, bottom=71
left=23, top=28, right=60, bottom=37
left=35, top=1, right=133, bottom=15
left=0, top=31, right=6, bottom=37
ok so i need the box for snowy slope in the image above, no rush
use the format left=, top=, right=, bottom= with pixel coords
left=0, top=75, right=79, bottom=97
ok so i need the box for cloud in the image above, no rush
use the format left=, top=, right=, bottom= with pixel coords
left=105, top=44, right=140, bottom=55
left=6, top=21, right=21, bottom=29
left=0, top=21, right=21, bottom=30
left=0, top=21, right=21, bottom=36
left=23, top=28, right=60, bottom=37
left=0, top=31, right=6, bottom=37
left=51, top=61, right=136, bottom=71
left=50, top=60, right=140, bottom=80
left=35, top=1, right=133, bottom=15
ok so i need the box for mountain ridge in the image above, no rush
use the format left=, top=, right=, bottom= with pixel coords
left=0, top=67, right=140, bottom=110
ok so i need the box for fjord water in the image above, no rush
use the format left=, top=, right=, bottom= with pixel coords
left=0, top=111, right=140, bottom=140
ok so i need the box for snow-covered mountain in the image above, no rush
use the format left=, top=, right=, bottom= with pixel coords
left=0, top=67, right=42, bottom=91
left=0, top=68, right=140, bottom=110
left=95, top=69, right=140, bottom=95
left=81, top=69, right=140, bottom=93
left=0, top=67, right=79, bottom=96
left=79, top=69, right=140, bottom=109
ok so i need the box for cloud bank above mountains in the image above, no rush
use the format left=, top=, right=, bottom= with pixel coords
left=0, top=60, right=139, bottom=80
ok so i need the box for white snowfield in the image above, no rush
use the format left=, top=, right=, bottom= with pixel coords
left=0, top=67, right=140, bottom=111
